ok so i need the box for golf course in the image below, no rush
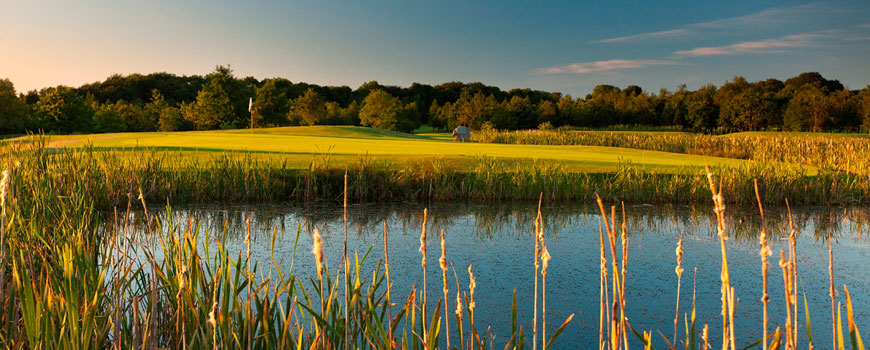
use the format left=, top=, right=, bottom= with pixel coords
left=9, top=126, right=757, bottom=173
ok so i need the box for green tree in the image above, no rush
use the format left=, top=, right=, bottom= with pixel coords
left=290, top=88, right=326, bottom=126
left=719, top=87, right=776, bottom=131
left=783, top=85, right=832, bottom=131
left=686, top=84, right=719, bottom=132
left=35, top=86, right=94, bottom=133
left=183, top=80, right=234, bottom=130
left=182, top=65, right=251, bottom=130
left=158, top=105, right=189, bottom=131
left=93, top=102, right=127, bottom=133
left=252, top=79, right=289, bottom=127
left=359, top=89, right=407, bottom=131
left=0, top=79, right=27, bottom=134
left=859, top=87, right=870, bottom=132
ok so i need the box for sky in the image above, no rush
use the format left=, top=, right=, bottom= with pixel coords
left=2, top=0, right=869, bottom=96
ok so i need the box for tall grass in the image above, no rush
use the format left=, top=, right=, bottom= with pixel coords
left=0, top=141, right=867, bottom=349
left=473, top=129, right=870, bottom=175
left=2, top=140, right=868, bottom=208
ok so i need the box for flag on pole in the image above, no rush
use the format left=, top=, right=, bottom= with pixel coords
left=248, top=97, right=253, bottom=112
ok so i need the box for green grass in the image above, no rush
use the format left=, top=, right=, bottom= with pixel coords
left=8, top=126, right=769, bottom=174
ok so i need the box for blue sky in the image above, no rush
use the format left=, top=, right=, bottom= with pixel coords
left=2, top=0, right=869, bottom=96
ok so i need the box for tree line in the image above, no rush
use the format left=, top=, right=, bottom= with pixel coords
left=2, top=66, right=870, bottom=135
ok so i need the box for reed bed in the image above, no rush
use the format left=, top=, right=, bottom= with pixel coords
left=473, top=129, right=870, bottom=176
left=1, top=141, right=868, bottom=208
left=0, top=142, right=867, bottom=349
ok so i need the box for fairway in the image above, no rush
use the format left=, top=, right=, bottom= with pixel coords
left=10, top=126, right=767, bottom=173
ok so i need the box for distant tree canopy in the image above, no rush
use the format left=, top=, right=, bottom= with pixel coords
left=1, top=69, right=868, bottom=135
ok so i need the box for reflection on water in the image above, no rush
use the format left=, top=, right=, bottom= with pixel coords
left=111, top=202, right=870, bottom=348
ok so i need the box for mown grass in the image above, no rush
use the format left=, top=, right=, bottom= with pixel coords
left=0, top=142, right=866, bottom=349
left=4, top=126, right=760, bottom=174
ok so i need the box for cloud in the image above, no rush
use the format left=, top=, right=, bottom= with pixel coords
left=689, top=3, right=836, bottom=29
left=673, top=34, right=821, bottom=57
left=535, top=59, right=680, bottom=74
left=594, top=3, right=840, bottom=44
left=596, top=29, right=691, bottom=43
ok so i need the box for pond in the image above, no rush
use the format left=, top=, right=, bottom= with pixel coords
left=117, top=202, right=870, bottom=348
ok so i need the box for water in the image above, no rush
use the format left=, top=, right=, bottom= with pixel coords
left=118, top=202, right=870, bottom=348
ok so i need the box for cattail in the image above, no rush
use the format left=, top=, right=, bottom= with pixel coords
left=541, top=237, right=551, bottom=350
left=419, top=209, right=428, bottom=268
left=673, top=233, right=684, bottom=347
left=468, top=264, right=476, bottom=312
left=452, top=263, right=464, bottom=350
left=419, top=209, right=428, bottom=339
left=312, top=228, right=324, bottom=280
left=0, top=169, right=9, bottom=209
left=702, top=324, right=709, bottom=350
left=533, top=195, right=542, bottom=350
left=705, top=165, right=732, bottom=350
left=828, top=232, right=836, bottom=350
left=754, top=179, right=772, bottom=350
left=779, top=250, right=793, bottom=350
left=177, top=264, right=188, bottom=292
left=455, top=285, right=463, bottom=319
left=540, top=244, right=551, bottom=275
left=244, top=216, right=251, bottom=262
left=440, top=229, right=450, bottom=349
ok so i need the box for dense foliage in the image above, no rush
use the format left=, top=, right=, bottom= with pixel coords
left=2, top=68, right=870, bottom=135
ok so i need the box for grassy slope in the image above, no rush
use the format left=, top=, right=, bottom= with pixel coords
left=15, top=126, right=762, bottom=173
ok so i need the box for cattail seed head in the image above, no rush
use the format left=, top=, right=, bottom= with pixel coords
left=0, top=169, right=9, bottom=209
left=419, top=209, right=428, bottom=268
left=468, top=265, right=476, bottom=311
left=178, top=264, right=188, bottom=291
left=675, top=236, right=684, bottom=277
left=312, top=228, right=324, bottom=279
left=439, top=229, right=447, bottom=272
left=455, top=292, right=463, bottom=319
left=541, top=241, right=551, bottom=276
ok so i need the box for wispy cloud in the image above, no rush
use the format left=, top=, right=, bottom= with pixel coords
left=673, top=34, right=821, bottom=57
left=594, top=3, right=838, bottom=44
left=596, top=29, right=691, bottom=43
left=535, top=59, right=680, bottom=74
left=689, top=3, right=836, bottom=29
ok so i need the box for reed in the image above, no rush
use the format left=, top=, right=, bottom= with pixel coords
left=673, top=231, right=684, bottom=347
left=474, top=128, right=870, bottom=175
left=440, top=228, right=450, bottom=349
left=754, top=180, right=772, bottom=350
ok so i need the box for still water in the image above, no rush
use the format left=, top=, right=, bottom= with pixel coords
left=122, top=202, right=870, bottom=348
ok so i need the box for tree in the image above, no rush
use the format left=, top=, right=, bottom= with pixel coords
left=0, top=79, right=27, bottom=134
left=35, top=86, right=94, bottom=133
left=686, top=84, right=719, bottom=132
left=93, top=102, right=127, bottom=133
left=290, top=88, right=326, bottom=126
left=183, top=80, right=235, bottom=130
left=783, top=85, right=832, bottom=131
left=183, top=65, right=251, bottom=129
left=859, top=87, right=870, bottom=132
left=158, top=105, right=189, bottom=131
left=252, top=79, right=289, bottom=127
left=359, top=89, right=407, bottom=131
left=784, top=72, right=844, bottom=93
left=720, top=87, right=776, bottom=131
